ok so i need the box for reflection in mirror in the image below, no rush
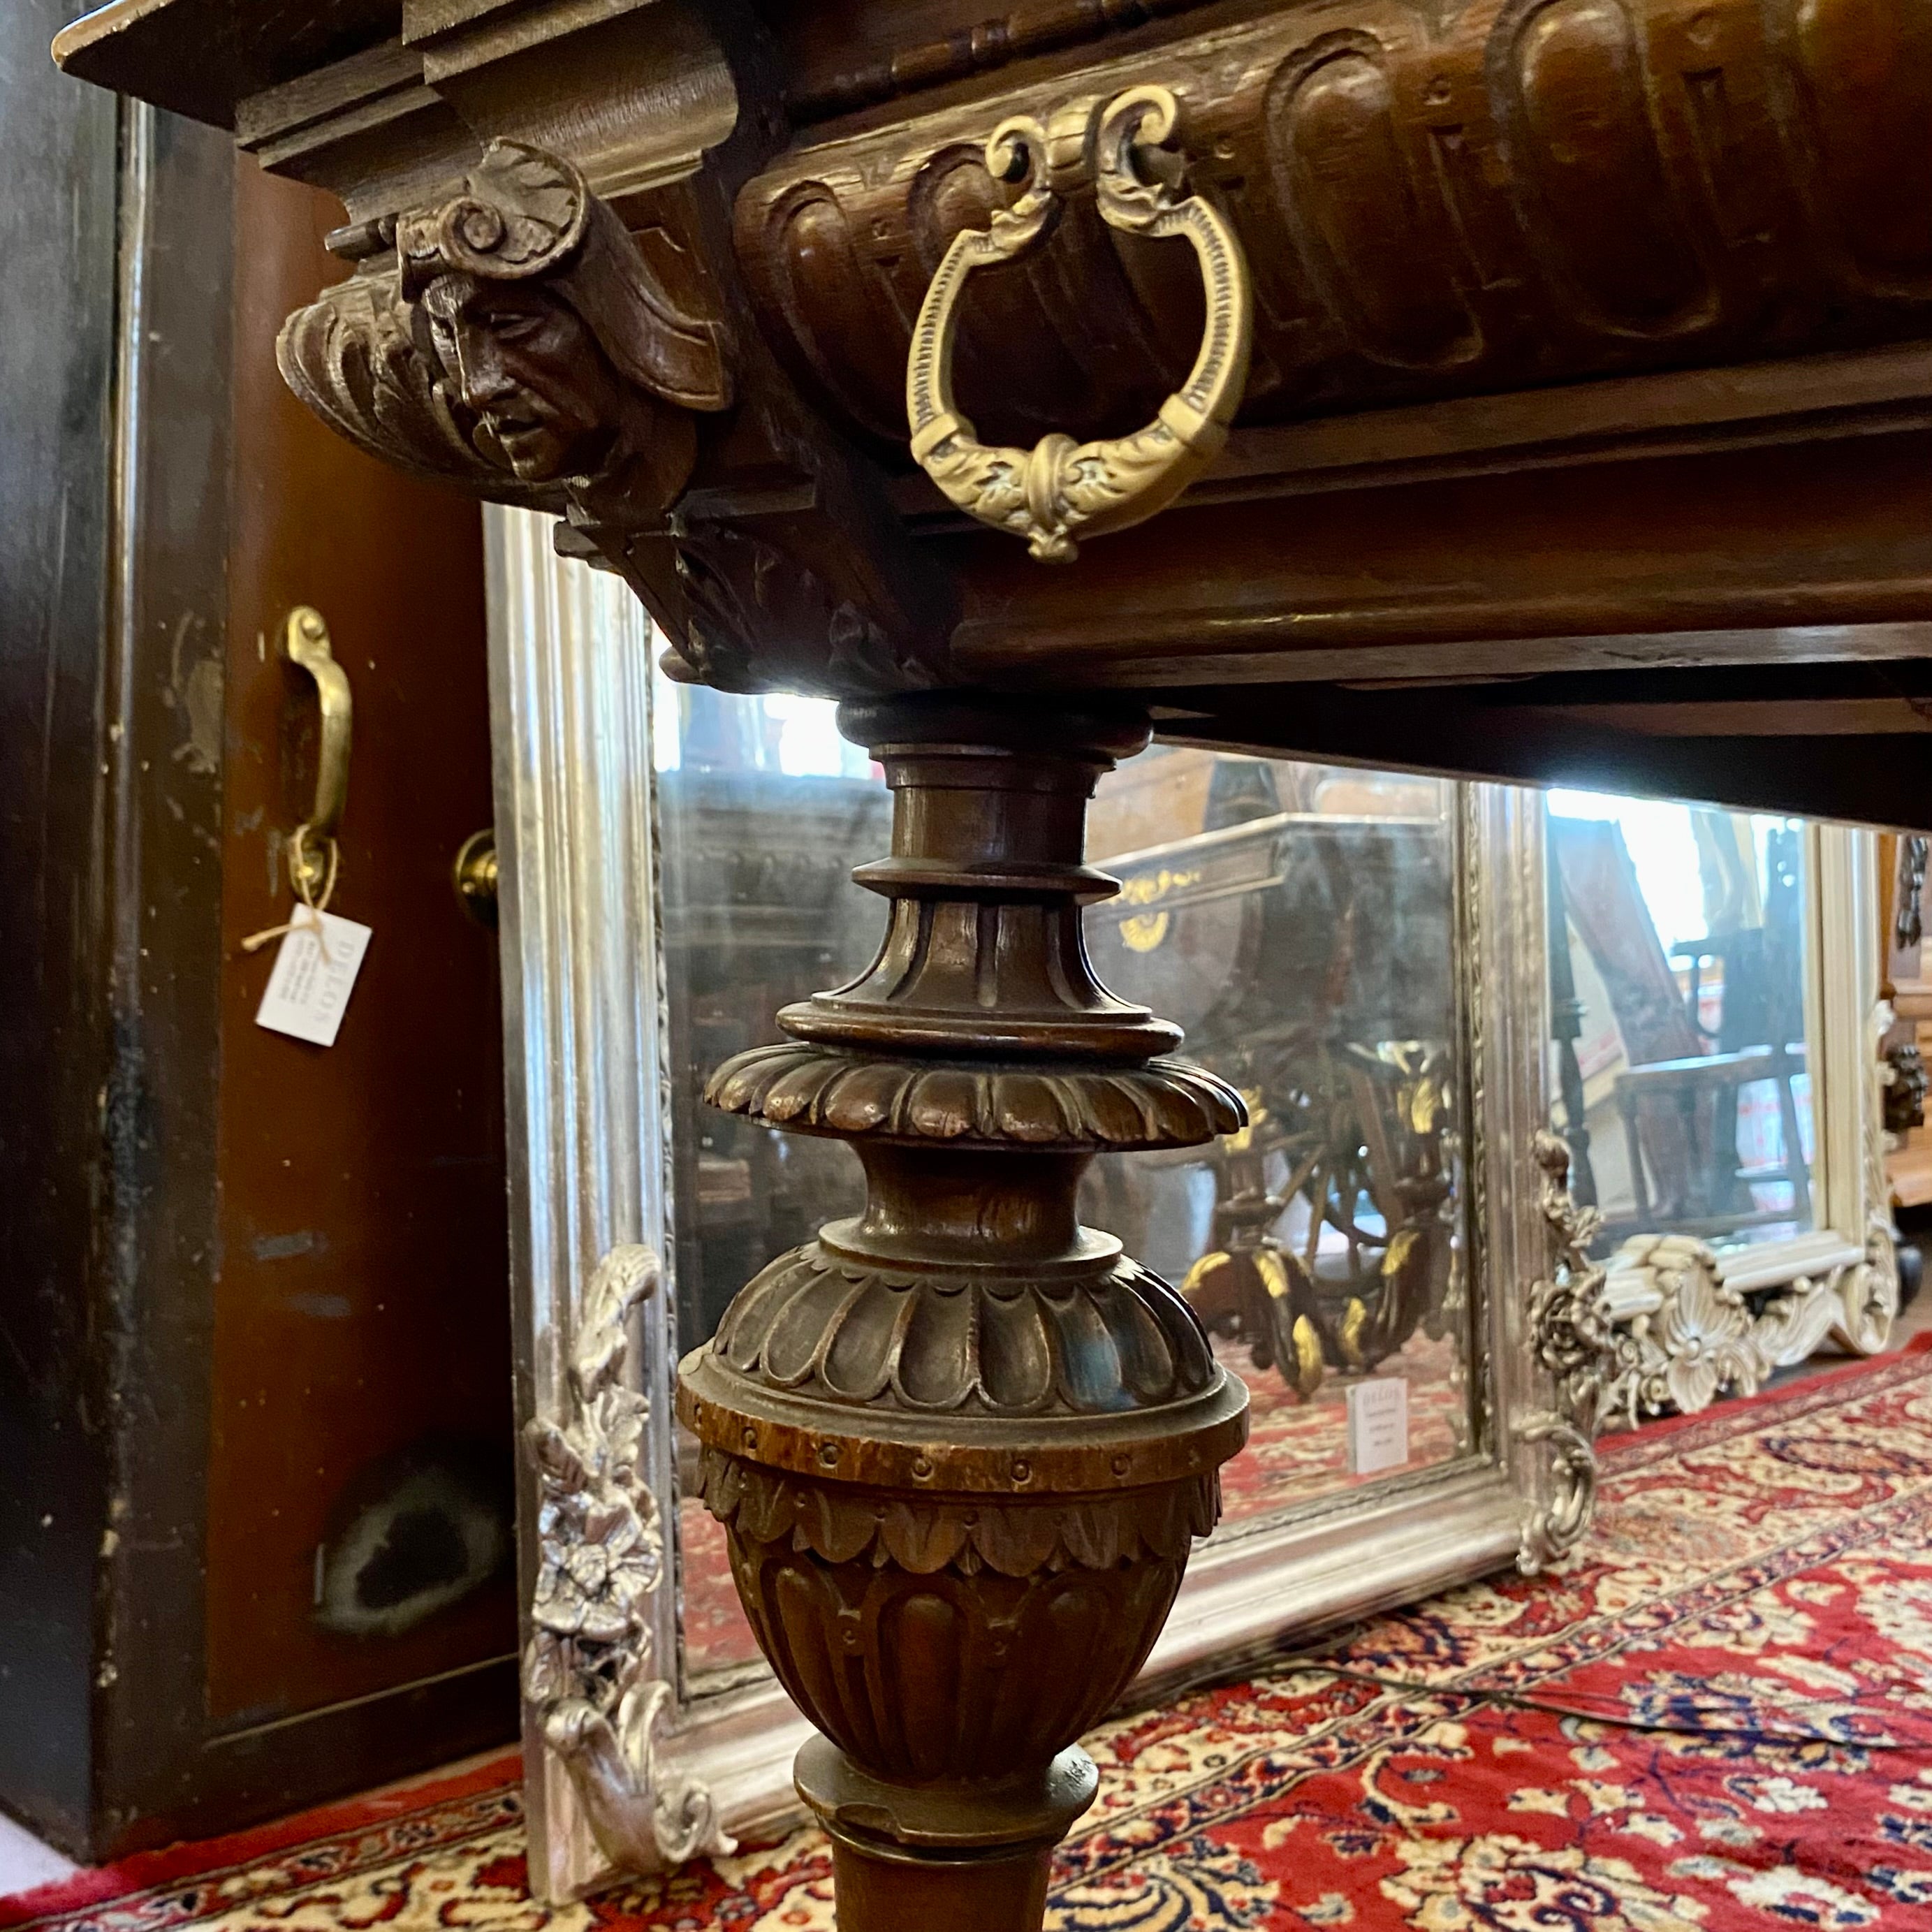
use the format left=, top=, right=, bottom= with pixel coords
left=1546, top=791, right=1813, bottom=1255
left=658, top=691, right=1477, bottom=1690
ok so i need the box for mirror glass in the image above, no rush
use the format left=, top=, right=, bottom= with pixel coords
left=658, top=688, right=1480, bottom=1690
left=1546, top=791, right=1815, bottom=1255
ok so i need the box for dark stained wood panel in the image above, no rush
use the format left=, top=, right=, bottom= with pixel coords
left=735, top=0, right=1932, bottom=455
left=0, top=0, right=122, bottom=1851
left=208, top=160, right=513, bottom=1726
left=55, top=1, right=402, bottom=131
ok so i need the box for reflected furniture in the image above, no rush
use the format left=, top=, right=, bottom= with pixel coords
left=1612, top=1046, right=1810, bottom=1236
left=1565, top=810, right=1897, bottom=1421
left=52, top=1, right=1921, bottom=1919
left=1084, top=782, right=1459, bottom=1396
left=1554, top=814, right=1812, bottom=1241
left=659, top=766, right=887, bottom=1343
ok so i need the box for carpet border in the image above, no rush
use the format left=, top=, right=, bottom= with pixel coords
left=0, top=1754, right=522, bottom=1931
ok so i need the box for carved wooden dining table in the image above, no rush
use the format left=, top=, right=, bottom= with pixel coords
left=54, top=1, right=1932, bottom=1926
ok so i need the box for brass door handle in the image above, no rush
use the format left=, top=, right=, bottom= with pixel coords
left=906, top=85, right=1252, bottom=563
left=282, top=606, right=352, bottom=894
left=452, top=827, right=499, bottom=926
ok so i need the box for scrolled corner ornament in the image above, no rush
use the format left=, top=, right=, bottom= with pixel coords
left=522, top=1243, right=733, bottom=1873
left=905, top=84, right=1252, bottom=562
left=1516, top=1131, right=1632, bottom=1575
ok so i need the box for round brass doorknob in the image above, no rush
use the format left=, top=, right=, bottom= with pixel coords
left=453, top=828, right=499, bottom=926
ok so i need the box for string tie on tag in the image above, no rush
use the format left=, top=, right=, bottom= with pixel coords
left=242, top=828, right=339, bottom=961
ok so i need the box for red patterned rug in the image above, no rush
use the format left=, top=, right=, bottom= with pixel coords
left=12, top=1346, right=1932, bottom=1931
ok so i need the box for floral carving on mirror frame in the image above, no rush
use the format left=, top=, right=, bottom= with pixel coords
left=1516, top=1131, right=1634, bottom=1574
left=522, top=1243, right=733, bottom=1873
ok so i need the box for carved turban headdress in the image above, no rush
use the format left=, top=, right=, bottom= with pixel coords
left=397, top=140, right=731, bottom=414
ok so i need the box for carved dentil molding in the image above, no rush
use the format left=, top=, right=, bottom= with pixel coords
left=522, top=1244, right=732, bottom=1873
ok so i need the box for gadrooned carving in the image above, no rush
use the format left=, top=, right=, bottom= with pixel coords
left=738, top=0, right=1932, bottom=457
left=707, top=1041, right=1243, bottom=1148
left=907, top=85, right=1252, bottom=560
left=718, top=1465, right=1201, bottom=1785
left=711, top=1245, right=1215, bottom=1417
left=522, top=1244, right=733, bottom=1872
left=279, top=141, right=731, bottom=514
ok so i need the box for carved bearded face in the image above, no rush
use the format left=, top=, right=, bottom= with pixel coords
left=422, top=275, right=627, bottom=483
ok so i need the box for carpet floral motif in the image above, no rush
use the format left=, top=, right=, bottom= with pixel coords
left=13, top=1350, right=1932, bottom=1932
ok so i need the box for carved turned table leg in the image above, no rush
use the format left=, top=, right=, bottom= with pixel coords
left=677, top=696, right=1249, bottom=1930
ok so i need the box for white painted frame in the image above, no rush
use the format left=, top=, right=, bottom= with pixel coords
left=486, top=509, right=1577, bottom=1902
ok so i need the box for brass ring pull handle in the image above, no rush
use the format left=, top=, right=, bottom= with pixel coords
left=282, top=606, right=353, bottom=895
left=906, top=85, right=1252, bottom=563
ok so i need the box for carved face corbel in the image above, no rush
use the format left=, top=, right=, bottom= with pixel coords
left=280, top=140, right=731, bottom=518
left=281, top=140, right=947, bottom=701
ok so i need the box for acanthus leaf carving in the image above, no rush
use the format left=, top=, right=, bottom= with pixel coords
left=277, top=270, right=552, bottom=502
left=658, top=520, right=934, bottom=698
left=695, top=1449, right=1217, bottom=1578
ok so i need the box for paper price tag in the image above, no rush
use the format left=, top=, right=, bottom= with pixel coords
left=254, top=909, right=372, bottom=1048
left=1345, top=1376, right=1410, bottom=1477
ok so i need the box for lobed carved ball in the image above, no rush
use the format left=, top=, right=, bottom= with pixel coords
left=706, top=1041, right=1243, bottom=1150
left=698, top=1451, right=1209, bottom=1782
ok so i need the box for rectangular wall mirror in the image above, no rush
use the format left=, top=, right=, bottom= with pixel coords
left=1546, top=791, right=1897, bottom=1419
left=483, top=511, right=1887, bottom=1902
left=661, top=726, right=1493, bottom=1694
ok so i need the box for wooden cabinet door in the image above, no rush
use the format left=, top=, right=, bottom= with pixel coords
left=205, top=163, right=516, bottom=1733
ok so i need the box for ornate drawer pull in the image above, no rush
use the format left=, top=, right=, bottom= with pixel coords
left=907, top=85, right=1252, bottom=563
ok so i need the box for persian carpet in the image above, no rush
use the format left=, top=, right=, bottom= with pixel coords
left=11, top=1345, right=1932, bottom=1932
